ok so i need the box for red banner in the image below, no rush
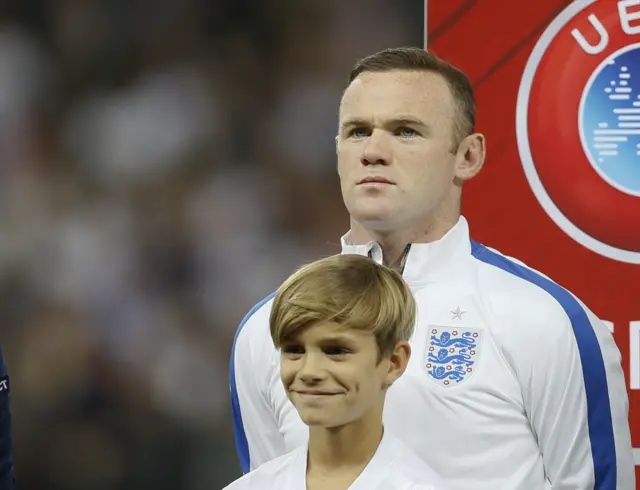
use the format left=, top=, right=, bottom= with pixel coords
left=427, top=0, right=640, bottom=482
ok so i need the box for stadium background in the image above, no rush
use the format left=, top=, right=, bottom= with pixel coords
left=0, top=1, right=638, bottom=489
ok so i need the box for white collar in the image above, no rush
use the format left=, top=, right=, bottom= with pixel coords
left=290, top=428, right=397, bottom=489
left=340, top=217, right=472, bottom=285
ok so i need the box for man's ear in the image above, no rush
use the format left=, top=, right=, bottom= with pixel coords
left=454, top=133, right=486, bottom=182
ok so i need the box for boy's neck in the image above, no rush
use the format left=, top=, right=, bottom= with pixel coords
left=306, top=407, right=383, bottom=479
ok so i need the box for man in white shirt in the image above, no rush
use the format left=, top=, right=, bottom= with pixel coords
left=230, top=47, right=635, bottom=489
left=224, top=254, right=447, bottom=490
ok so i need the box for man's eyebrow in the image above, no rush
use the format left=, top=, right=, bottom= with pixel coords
left=340, top=118, right=370, bottom=130
left=340, top=116, right=428, bottom=130
left=386, top=116, right=428, bottom=127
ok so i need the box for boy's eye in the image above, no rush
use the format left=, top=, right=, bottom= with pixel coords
left=324, top=346, right=351, bottom=356
left=282, top=345, right=304, bottom=355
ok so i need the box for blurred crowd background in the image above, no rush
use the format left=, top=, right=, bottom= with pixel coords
left=0, top=1, right=423, bottom=488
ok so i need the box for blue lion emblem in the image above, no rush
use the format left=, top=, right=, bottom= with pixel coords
left=430, top=331, right=475, bottom=348
left=426, top=328, right=482, bottom=387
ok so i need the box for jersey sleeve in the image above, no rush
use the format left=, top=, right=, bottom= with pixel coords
left=230, top=293, right=287, bottom=473
left=473, top=244, right=634, bottom=489
left=502, top=284, right=633, bottom=489
left=0, top=348, right=14, bottom=490
left=577, top=303, right=635, bottom=490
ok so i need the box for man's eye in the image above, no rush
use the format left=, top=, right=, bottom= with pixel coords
left=350, top=127, right=369, bottom=138
left=397, top=127, right=418, bottom=137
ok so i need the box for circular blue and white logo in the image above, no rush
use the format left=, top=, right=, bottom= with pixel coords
left=580, top=43, right=640, bottom=197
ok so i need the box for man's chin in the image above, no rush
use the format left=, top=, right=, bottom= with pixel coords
left=352, top=213, right=401, bottom=232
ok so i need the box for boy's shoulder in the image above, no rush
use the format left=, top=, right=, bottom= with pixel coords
left=384, top=434, right=450, bottom=490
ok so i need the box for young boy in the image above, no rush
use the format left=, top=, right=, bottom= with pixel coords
left=224, top=254, right=448, bottom=490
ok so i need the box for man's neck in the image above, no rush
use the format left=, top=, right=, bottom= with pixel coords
left=307, top=409, right=383, bottom=475
left=348, top=215, right=460, bottom=268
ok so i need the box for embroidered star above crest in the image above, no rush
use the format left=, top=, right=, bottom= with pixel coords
left=451, top=306, right=466, bottom=320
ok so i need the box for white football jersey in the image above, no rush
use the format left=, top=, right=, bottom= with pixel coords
left=230, top=217, right=634, bottom=489
left=222, top=429, right=448, bottom=490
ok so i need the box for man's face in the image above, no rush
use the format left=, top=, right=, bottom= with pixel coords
left=337, top=70, right=460, bottom=232
left=280, top=321, right=393, bottom=429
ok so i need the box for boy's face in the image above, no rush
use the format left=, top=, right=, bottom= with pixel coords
left=279, top=321, right=409, bottom=428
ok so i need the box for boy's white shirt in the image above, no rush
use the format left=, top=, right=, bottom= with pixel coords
left=223, top=429, right=449, bottom=490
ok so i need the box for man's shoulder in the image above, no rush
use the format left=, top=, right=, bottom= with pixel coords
left=470, top=241, right=582, bottom=318
left=231, top=291, right=279, bottom=382
left=469, top=241, right=601, bottom=344
left=222, top=448, right=301, bottom=490
left=471, top=242, right=552, bottom=294
left=234, top=292, right=277, bottom=346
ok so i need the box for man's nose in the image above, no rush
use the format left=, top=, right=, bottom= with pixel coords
left=361, top=129, right=391, bottom=166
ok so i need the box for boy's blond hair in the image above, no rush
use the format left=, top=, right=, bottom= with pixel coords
left=269, top=254, right=416, bottom=358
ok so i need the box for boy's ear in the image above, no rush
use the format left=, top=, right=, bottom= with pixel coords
left=384, top=341, right=411, bottom=388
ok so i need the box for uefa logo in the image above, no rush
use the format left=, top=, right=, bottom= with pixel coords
left=517, top=0, right=640, bottom=264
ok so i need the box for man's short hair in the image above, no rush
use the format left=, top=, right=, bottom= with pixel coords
left=347, top=46, right=475, bottom=147
left=270, top=254, right=416, bottom=359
